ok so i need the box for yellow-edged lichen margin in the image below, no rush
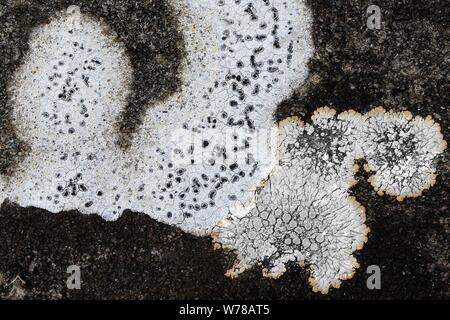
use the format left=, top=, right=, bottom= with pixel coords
left=212, top=106, right=446, bottom=294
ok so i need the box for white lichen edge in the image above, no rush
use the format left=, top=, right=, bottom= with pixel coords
left=212, top=106, right=446, bottom=294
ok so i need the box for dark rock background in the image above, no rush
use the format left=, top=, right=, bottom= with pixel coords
left=0, top=0, right=448, bottom=299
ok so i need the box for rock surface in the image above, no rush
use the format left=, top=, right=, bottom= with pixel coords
left=0, top=0, right=448, bottom=299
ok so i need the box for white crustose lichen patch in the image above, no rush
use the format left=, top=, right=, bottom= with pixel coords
left=0, top=0, right=314, bottom=235
left=213, top=107, right=446, bottom=293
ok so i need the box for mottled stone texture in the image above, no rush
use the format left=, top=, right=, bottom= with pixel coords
left=0, top=0, right=448, bottom=299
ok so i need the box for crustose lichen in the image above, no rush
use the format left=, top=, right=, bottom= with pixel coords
left=212, top=107, right=447, bottom=294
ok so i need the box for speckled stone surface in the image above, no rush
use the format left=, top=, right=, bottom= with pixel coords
left=0, top=0, right=448, bottom=299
